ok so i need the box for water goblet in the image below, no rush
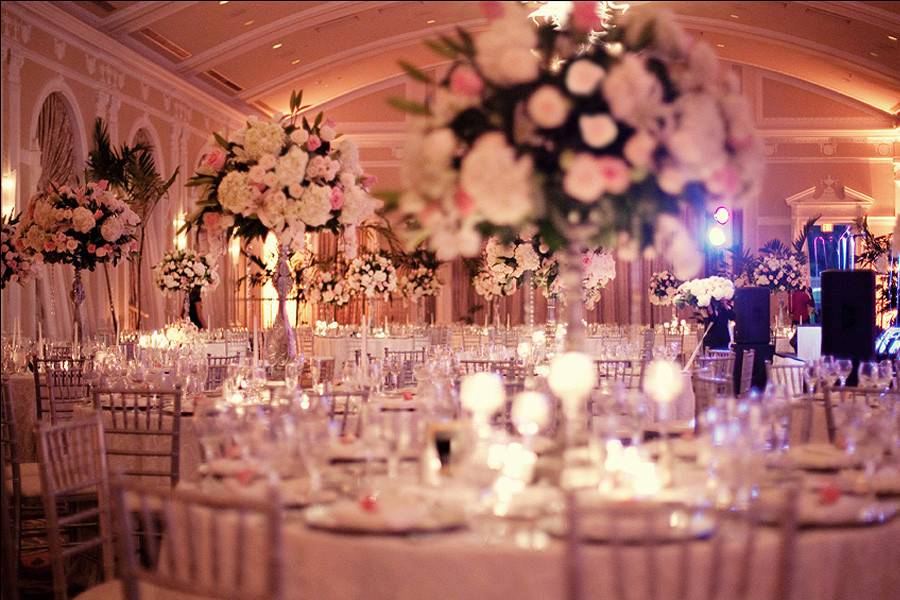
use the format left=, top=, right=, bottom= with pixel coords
left=876, top=360, right=894, bottom=392
left=802, top=362, right=820, bottom=396
left=836, top=359, right=853, bottom=387
left=857, top=361, right=878, bottom=389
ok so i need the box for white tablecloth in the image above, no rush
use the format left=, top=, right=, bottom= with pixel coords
left=166, top=496, right=900, bottom=600
left=5, top=372, right=37, bottom=461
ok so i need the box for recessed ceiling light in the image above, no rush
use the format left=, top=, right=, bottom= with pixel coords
left=291, top=58, right=300, bottom=65
left=243, top=19, right=254, bottom=26
left=869, top=51, right=879, bottom=57
left=729, top=14, right=739, bottom=19
left=888, top=35, right=898, bottom=42
left=219, top=1, right=229, bottom=5
left=426, top=19, right=436, bottom=24
left=272, top=43, right=283, bottom=50
left=716, top=43, right=726, bottom=48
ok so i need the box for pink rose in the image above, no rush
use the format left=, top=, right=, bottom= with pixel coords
left=203, top=148, right=227, bottom=172
left=563, top=154, right=605, bottom=203
left=571, top=1, right=601, bottom=32
left=96, top=246, right=108, bottom=257
left=87, top=243, right=96, bottom=253
left=480, top=1, right=504, bottom=20
left=306, top=135, right=322, bottom=151
left=449, top=66, right=484, bottom=97
left=330, top=187, right=344, bottom=210
left=94, top=210, right=103, bottom=219
left=624, top=131, right=656, bottom=168
left=362, top=175, right=377, bottom=189
left=454, top=189, right=475, bottom=217
left=203, top=212, right=221, bottom=230
left=44, top=242, right=55, bottom=252
left=66, top=239, right=79, bottom=252
left=596, top=157, right=630, bottom=194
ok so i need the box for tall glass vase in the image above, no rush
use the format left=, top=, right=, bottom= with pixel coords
left=70, top=268, right=85, bottom=344
left=523, top=271, right=535, bottom=333
left=559, top=246, right=586, bottom=352
left=266, top=244, right=298, bottom=367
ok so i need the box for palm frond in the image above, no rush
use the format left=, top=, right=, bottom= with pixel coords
left=759, top=238, right=791, bottom=257
left=792, top=215, right=820, bottom=262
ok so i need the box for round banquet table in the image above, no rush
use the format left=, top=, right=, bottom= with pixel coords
left=168, top=497, right=900, bottom=600
left=313, top=335, right=427, bottom=370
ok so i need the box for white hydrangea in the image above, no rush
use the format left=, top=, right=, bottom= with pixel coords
left=217, top=171, right=253, bottom=215
left=241, top=120, right=285, bottom=162
left=296, top=184, right=332, bottom=227
left=338, top=185, right=376, bottom=226
left=460, top=133, right=535, bottom=227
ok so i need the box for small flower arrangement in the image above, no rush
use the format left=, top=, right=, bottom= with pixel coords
left=484, top=235, right=541, bottom=281
left=675, top=276, right=735, bottom=323
left=536, top=248, right=615, bottom=308
left=16, top=181, right=140, bottom=271
left=473, top=264, right=518, bottom=302
left=648, top=270, right=683, bottom=306
left=345, top=252, right=398, bottom=300
left=303, top=267, right=352, bottom=306
left=153, top=249, right=219, bottom=294
left=398, top=265, right=441, bottom=300
left=187, top=90, right=379, bottom=253
left=1, top=212, right=37, bottom=289
left=752, top=253, right=805, bottom=292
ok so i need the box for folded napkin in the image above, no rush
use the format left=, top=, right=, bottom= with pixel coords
left=307, top=496, right=433, bottom=532
left=783, top=443, right=861, bottom=470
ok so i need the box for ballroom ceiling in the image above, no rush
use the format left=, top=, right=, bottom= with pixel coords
left=55, top=1, right=900, bottom=118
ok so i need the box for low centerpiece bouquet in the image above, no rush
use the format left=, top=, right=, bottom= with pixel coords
left=187, top=90, right=380, bottom=361
left=675, top=275, right=735, bottom=330
left=536, top=248, right=616, bottom=309
left=15, top=181, right=140, bottom=333
left=1, top=212, right=37, bottom=290
left=153, top=248, right=220, bottom=316
left=751, top=251, right=805, bottom=292
left=473, top=263, right=518, bottom=303
left=345, top=252, right=398, bottom=301
left=648, top=270, right=682, bottom=306
left=394, top=1, right=761, bottom=348
left=398, top=250, right=442, bottom=301
left=302, top=267, right=353, bottom=307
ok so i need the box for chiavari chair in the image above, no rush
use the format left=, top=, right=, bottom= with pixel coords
left=309, top=390, right=369, bottom=438
left=428, top=326, right=451, bottom=348
left=384, top=348, right=427, bottom=387
left=296, top=326, right=315, bottom=358
left=32, top=356, right=90, bottom=423
left=304, top=357, right=335, bottom=388
left=91, top=387, right=183, bottom=488
left=765, top=363, right=806, bottom=398
left=206, top=353, right=242, bottom=391
left=594, top=359, right=645, bottom=390
left=111, top=479, right=284, bottom=600
left=692, top=371, right=731, bottom=434
left=737, top=349, right=756, bottom=398
left=459, top=359, right=513, bottom=375
left=2, top=379, right=44, bottom=582
left=563, top=484, right=799, bottom=600
left=461, top=330, right=483, bottom=352
left=822, top=385, right=899, bottom=444
left=37, top=416, right=115, bottom=600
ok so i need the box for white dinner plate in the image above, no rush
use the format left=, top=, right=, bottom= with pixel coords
left=540, top=504, right=714, bottom=543
left=304, top=496, right=468, bottom=534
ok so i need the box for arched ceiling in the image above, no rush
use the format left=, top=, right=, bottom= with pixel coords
left=53, top=1, right=900, bottom=119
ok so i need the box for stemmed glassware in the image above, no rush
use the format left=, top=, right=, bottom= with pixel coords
left=857, top=361, right=878, bottom=389
left=839, top=404, right=891, bottom=521
left=818, top=356, right=839, bottom=388
left=802, top=361, right=820, bottom=396
left=284, top=358, right=302, bottom=396
left=835, top=359, right=853, bottom=387
left=875, top=360, right=894, bottom=393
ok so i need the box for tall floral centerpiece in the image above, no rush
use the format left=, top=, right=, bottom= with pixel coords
left=186, top=91, right=379, bottom=364
left=484, top=235, right=541, bottom=328
left=473, top=261, right=519, bottom=327
left=1, top=213, right=37, bottom=290
left=397, top=250, right=442, bottom=323
left=648, top=269, right=682, bottom=324
left=674, top=276, right=735, bottom=349
left=396, top=2, right=761, bottom=350
left=16, top=182, right=140, bottom=340
left=346, top=252, right=398, bottom=330
left=537, top=247, right=616, bottom=309
left=153, top=249, right=220, bottom=320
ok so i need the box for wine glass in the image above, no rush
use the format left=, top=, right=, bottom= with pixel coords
left=857, top=361, right=878, bottom=389
left=284, top=359, right=301, bottom=395
left=802, top=361, right=820, bottom=396
left=843, top=407, right=890, bottom=520
left=298, top=414, right=336, bottom=492
left=836, top=359, right=853, bottom=387
left=876, top=360, right=894, bottom=392
left=381, top=410, right=421, bottom=480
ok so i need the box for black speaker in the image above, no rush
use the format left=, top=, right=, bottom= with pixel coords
left=734, top=287, right=771, bottom=344
left=821, top=269, right=876, bottom=386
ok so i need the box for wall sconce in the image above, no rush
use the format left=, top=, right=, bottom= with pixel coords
left=1, top=169, right=17, bottom=217
left=173, top=211, right=186, bottom=250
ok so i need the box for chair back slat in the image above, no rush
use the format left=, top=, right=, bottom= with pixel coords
left=766, top=364, right=806, bottom=397
left=33, top=357, right=90, bottom=424
left=38, top=416, right=114, bottom=600
left=737, top=350, right=756, bottom=397
left=206, top=354, right=241, bottom=391
left=112, top=480, right=284, bottom=600
left=92, top=387, right=183, bottom=487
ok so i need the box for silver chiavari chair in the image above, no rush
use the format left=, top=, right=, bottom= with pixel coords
left=564, top=484, right=800, bottom=600
left=111, top=479, right=284, bottom=600
left=37, top=416, right=115, bottom=600
left=766, top=363, right=806, bottom=398
left=206, top=354, right=242, bottom=391
left=91, top=387, right=183, bottom=488
left=384, top=348, right=427, bottom=387
left=461, top=330, right=483, bottom=353
left=32, top=357, right=90, bottom=423
left=737, top=349, right=756, bottom=398
left=822, top=385, right=899, bottom=444
left=296, top=326, right=315, bottom=358
left=594, top=359, right=645, bottom=390
left=692, top=370, right=731, bottom=434
left=308, top=390, right=369, bottom=437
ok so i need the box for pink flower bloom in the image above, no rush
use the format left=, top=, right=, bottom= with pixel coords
left=87, top=243, right=96, bottom=253
left=325, top=118, right=336, bottom=128
left=454, top=189, right=475, bottom=216
left=95, top=179, right=109, bottom=191
left=44, top=241, right=55, bottom=252
left=96, top=246, right=108, bottom=257
left=571, top=1, right=601, bottom=32
left=306, top=135, right=322, bottom=151
left=362, top=175, right=378, bottom=189
left=203, top=148, right=227, bottom=172
left=94, top=210, right=103, bottom=219
left=480, top=1, right=504, bottom=20
left=708, top=166, right=740, bottom=197
left=203, top=212, right=222, bottom=230
left=595, top=157, right=630, bottom=194
left=449, top=66, right=484, bottom=97
left=66, top=239, right=79, bottom=252
left=330, top=186, right=344, bottom=210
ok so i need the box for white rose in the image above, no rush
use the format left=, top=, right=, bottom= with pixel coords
left=579, top=114, right=618, bottom=148
left=100, top=217, right=124, bottom=242
left=565, top=59, right=605, bottom=95
left=290, top=129, right=309, bottom=145
left=71, top=207, right=96, bottom=233
left=563, top=153, right=605, bottom=203
left=624, top=130, right=657, bottom=168
left=319, top=125, right=336, bottom=142
left=262, top=171, right=279, bottom=188
left=527, top=85, right=570, bottom=129
left=296, top=184, right=332, bottom=227
left=460, top=132, right=534, bottom=226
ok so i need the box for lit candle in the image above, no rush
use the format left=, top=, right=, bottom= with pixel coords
left=511, top=391, right=550, bottom=437
left=642, top=359, right=684, bottom=420
left=548, top=352, right=596, bottom=415
left=460, top=372, right=505, bottom=424
left=38, top=321, right=43, bottom=358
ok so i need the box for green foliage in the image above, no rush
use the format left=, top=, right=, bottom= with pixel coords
left=387, top=97, right=431, bottom=116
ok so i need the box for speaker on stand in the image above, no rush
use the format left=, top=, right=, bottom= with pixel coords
left=731, top=287, right=774, bottom=391
left=820, top=269, right=876, bottom=386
